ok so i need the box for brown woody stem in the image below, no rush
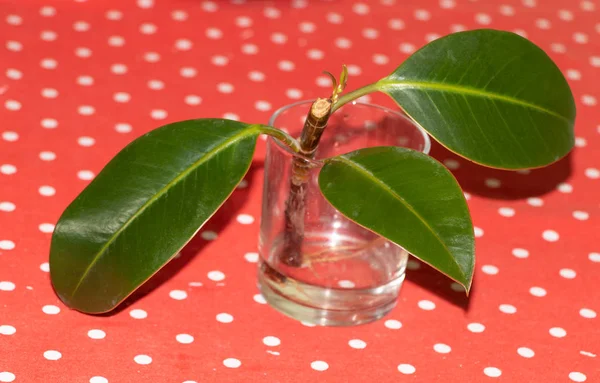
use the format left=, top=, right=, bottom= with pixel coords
left=280, top=98, right=333, bottom=267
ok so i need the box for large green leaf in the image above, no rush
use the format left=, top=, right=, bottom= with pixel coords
left=50, top=119, right=265, bottom=314
left=378, top=29, right=575, bottom=169
left=318, top=146, right=474, bottom=291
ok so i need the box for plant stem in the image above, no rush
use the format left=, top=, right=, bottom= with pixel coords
left=259, top=125, right=301, bottom=153
left=331, top=82, right=381, bottom=113
left=280, top=98, right=333, bottom=267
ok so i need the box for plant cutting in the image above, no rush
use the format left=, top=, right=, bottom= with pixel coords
left=49, top=29, right=575, bottom=324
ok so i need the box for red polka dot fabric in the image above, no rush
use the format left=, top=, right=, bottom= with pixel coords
left=1, top=0, right=599, bottom=382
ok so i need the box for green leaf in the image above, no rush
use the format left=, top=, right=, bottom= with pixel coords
left=378, top=29, right=575, bottom=170
left=318, top=146, right=474, bottom=291
left=50, top=119, right=263, bottom=313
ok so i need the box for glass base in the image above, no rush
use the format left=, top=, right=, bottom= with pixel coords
left=257, top=260, right=404, bottom=326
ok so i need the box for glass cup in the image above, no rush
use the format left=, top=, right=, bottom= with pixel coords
left=258, top=100, right=431, bottom=326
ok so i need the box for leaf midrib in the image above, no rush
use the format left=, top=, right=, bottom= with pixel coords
left=330, top=154, right=467, bottom=279
left=378, top=79, right=571, bottom=123
left=69, top=126, right=260, bottom=298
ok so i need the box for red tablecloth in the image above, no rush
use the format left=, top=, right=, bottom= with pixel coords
left=1, top=0, right=599, bottom=382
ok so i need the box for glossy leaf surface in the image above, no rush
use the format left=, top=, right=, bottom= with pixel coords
left=379, top=29, right=575, bottom=169
left=50, top=119, right=262, bottom=313
left=318, top=146, right=474, bottom=291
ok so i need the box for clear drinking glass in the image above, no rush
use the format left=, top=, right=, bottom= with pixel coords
left=258, top=101, right=431, bottom=326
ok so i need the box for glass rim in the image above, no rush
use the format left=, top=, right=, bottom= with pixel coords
left=267, top=99, right=432, bottom=165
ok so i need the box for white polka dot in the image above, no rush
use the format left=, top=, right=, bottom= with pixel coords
left=113, top=92, right=130, bottom=103
left=573, top=32, right=588, bottom=44
left=176, top=334, right=194, bottom=344
left=0, top=202, right=16, bottom=212
left=0, top=164, right=16, bottom=175
left=406, top=260, right=420, bottom=270
left=144, top=52, right=160, bottom=62
left=236, top=214, right=254, bottom=225
left=485, top=178, right=501, bottom=188
left=223, top=358, right=241, bottom=368
left=474, top=227, right=484, bottom=237
left=569, top=372, right=587, bottom=382
left=44, top=350, right=62, bottom=360
left=207, top=271, right=225, bottom=282
left=517, top=347, right=535, bottom=358
left=6, top=14, right=22, bottom=25
left=311, top=361, right=328, bottom=371
left=202, top=1, right=218, bottom=12
left=481, top=265, right=499, bottom=275
left=475, top=13, right=492, bottom=25
left=263, top=336, right=281, bottom=347
left=75, top=47, right=92, bottom=58
left=78, top=106, right=95, bottom=116
left=484, top=367, right=502, bottom=378
left=335, top=37, right=352, bottom=49
left=73, top=21, right=90, bottom=32
left=498, top=207, right=515, bottom=217
left=175, top=39, right=192, bottom=50
left=137, top=0, right=153, bottom=8
left=527, top=197, right=543, bottom=207
left=566, top=69, right=581, bottom=80
left=87, top=329, right=106, bottom=339
left=115, top=123, right=132, bottom=133
left=253, top=293, right=266, bottom=304
left=443, top=159, right=460, bottom=170
left=38, top=186, right=56, bottom=197
left=326, top=12, right=343, bottom=24
left=77, top=170, right=95, bottom=181
left=111, top=63, right=127, bottom=74
left=414, top=9, right=431, bottom=20
left=589, top=253, right=600, bottom=262
left=42, top=305, right=60, bottom=314
left=151, top=109, right=167, bottom=120
left=5, top=68, right=22, bottom=80
left=0, top=281, right=15, bottom=291
left=1, top=132, right=18, bottom=143
left=139, top=23, right=157, bottom=34
left=6, top=41, right=22, bottom=52
left=551, top=43, right=566, bottom=53
left=169, top=290, right=187, bottom=300
left=147, top=80, right=164, bottom=90
left=255, top=101, right=271, bottom=112
left=399, top=43, right=416, bottom=54
left=0, top=372, right=15, bottom=382
left=40, top=152, right=56, bottom=161
left=557, top=183, right=573, bottom=193
left=450, top=24, right=466, bottom=32
left=77, top=76, right=94, bottom=86
left=352, top=3, right=369, bottom=15
left=418, top=300, right=435, bottom=310
left=171, top=10, right=189, bottom=22
left=217, top=82, right=234, bottom=94
left=372, top=54, right=389, bottom=65
left=499, top=304, right=517, bottom=314
left=558, top=9, right=573, bottom=20
left=41, top=88, right=58, bottom=98
left=0, top=325, right=16, bottom=335
left=591, top=56, right=600, bottom=68
left=285, top=88, right=303, bottom=100
left=362, top=28, right=378, bottom=39
left=4, top=100, right=21, bottom=111
left=582, top=95, right=596, bottom=106
left=211, top=55, right=228, bottom=66
left=180, top=67, right=197, bottom=78
left=397, top=364, right=415, bottom=374
left=529, top=286, right=547, bottom=297
left=384, top=319, right=402, bottom=329
left=216, top=313, right=233, bottom=323
left=39, top=223, right=55, bottom=233
left=278, top=60, right=295, bottom=72
left=106, top=9, right=122, bottom=20
left=433, top=343, right=451, bottom=353
left=244, top=252, right=258, bottom=263
left=467, top=323, right=485, bottom=333
left=134, top=355, right=152, bottom=365
left=337, top=280, right=355, bottom=288
left=241, top=44, right=258, bottom=55
left=269, top=33, right=287, bottom=45
left=129, top=309, right=147, bottom=319
left=89, top=377, right=108, bottom=383
left=346, top=339, right=366, bottom=349
left=512, top=248, right=529, bottom=259
left=41, top=30, right=58, bottom=41
left=185, top=95, right=201, bottom=106
left=549, top=327, right=567, bottom=338
left=40, top=262, right=50, bottom=272
left=201, top=230, right=217, bottom=240
left=108, top=36, right=125, bottom=47
left=542, top=230, right=559, bottom=242
left=316, top=76, right=332, bottom=87
left=440, top=0, right=455, bottom=8
left=223, top=113, right=239, bottom=121
left=585, top=168, right=599, bottom=179
left=579, top=308, right=596, bottom=318
left=78, top=136, right=95, bottom=147
left=206, top=27, right=222, bottom=39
